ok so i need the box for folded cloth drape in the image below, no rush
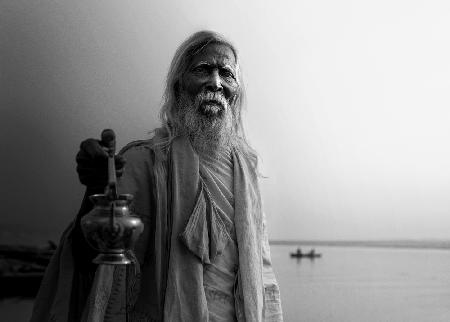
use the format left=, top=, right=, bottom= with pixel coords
left=163, top=137, right=265, bottom=321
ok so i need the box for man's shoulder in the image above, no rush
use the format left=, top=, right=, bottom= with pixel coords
left=119, top=139, right=154, bottom=154
left=119, top=127, right=171, bottom=160
left=234, top=143, right=259, bottom=172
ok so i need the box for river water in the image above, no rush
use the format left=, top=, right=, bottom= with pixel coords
left=1, top=244, right=449, bottom=321
left=272, top=244, right=450, bottom=322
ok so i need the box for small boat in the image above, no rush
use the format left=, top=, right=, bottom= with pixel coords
left=290, top=248, right=321, bottom=259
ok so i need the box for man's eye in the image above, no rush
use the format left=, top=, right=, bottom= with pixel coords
left=192, top=66, right=209, bottom=74
left=221, top=69, right=235, bottom=79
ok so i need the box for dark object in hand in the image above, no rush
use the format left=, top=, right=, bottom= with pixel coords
left=79, top=129, right=144, bottom=265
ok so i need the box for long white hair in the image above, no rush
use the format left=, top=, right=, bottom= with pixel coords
left=159, top=30, right=257, bottom=166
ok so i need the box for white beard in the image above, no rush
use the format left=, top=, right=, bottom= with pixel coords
left=174, top=91, right=237, bottom=156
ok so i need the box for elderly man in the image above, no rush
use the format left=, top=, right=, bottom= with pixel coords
left=32, top=30, right=283, bottom=322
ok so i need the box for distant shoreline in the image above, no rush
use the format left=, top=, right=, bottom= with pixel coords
left=2, top=227, right=450, bottom=251
left=269, top=240, right=450, bottom=250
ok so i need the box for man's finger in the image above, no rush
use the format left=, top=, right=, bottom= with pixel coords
left=114, top=155, right=126, bottom=169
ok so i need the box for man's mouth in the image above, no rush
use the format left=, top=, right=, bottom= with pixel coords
left=199, top=100, right=224, bottom=116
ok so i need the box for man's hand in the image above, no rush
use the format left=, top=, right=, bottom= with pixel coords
left=76, top=129, right=126, bottom=188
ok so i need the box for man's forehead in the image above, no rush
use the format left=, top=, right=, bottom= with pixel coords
left=190, top=43, right=237, bottom=67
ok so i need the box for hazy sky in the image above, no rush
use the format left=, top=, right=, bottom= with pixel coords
left=1, top=0, right=450, bottom=242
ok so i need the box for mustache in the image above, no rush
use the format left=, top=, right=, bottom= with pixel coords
left=195, top=91, right=229, bottom=113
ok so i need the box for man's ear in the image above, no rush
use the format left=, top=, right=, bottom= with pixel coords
left=230, top=93, right=239, bottom=107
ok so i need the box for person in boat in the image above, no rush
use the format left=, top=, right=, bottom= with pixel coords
left=296, top=247, right=302, bottom=255
left=31, top=30, right=283, bottom=322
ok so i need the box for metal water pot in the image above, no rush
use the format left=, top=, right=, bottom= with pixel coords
left=81, top=193, right=143, bottom=265
left=80, top=129, right=144, bottom=265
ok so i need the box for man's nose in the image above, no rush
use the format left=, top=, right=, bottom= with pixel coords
left=205, top=70, right=222, bottom=92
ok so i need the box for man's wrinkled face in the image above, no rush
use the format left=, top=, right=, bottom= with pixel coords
left=181, top=43, right=239, bottom=118
left=175, top=44, right=239, bottom=155
left=174, top=43, right=240, bottom=155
